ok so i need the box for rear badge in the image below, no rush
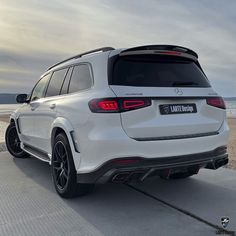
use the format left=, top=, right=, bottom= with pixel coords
left=174, top=88, right=183, bottom=96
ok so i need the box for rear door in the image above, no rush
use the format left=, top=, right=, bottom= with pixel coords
left=109, top=53, right=225, bottom=140
left=32, top=67, right=69, bottom=151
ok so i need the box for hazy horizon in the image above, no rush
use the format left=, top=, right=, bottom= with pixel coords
left=0, top=0, right=236, bottom=96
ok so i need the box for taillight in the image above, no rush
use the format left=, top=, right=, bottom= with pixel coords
left=89, top=99, right=119, bottom=112
left=206, top=97, right=226, bottom=109
left=89, top=98, right=151, bottom=113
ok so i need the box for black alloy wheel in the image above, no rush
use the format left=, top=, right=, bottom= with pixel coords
left=51, top=133, right=93, bottom=198
left=5, top=122, right=29, bottom=158
left=52, top=140, right=70, bottom=191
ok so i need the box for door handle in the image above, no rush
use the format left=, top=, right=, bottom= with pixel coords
left=49, top=104, right=56, bottom=109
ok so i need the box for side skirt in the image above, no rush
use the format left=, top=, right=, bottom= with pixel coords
left=22, top=143, right=50, bottom=163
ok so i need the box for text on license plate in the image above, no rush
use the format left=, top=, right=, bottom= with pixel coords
left=159, top=103, right=197, bottom=115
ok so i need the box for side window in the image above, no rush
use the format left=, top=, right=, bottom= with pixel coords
left=60, top=67, right=73, bottom=95
left=31, top=73, right=51, bottom=101
left=45, top=68, right=68, bottom=97
left=68, top=64, right=93, bottom=93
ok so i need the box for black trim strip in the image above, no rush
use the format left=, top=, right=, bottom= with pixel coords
left=16, top=118, right=21, bottom=134
left=133, top=131, right=219, bottom=141
left=70, top=131, right=80, bottom=153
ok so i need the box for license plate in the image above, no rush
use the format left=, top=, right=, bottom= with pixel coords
left=159, top=103, right=197, bottom=115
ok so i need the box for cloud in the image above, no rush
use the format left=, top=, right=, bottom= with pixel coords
left=0, top=0, right=235, bottom=96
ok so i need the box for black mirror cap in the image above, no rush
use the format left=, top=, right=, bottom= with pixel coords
left=16, top=94, right=28, bottom=103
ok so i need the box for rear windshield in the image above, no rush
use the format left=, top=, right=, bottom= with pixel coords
left=111, top=56, right=210, bottom=87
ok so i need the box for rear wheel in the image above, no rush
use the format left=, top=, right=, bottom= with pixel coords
left=5, top=122, right=29, bottom=158
left=51, top=133, right=93, bottom=198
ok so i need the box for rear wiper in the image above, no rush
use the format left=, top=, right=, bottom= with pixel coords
left=172, top=81, right=198, bottom=86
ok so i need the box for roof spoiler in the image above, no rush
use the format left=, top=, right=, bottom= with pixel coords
left=119, top=45, right=198, bottom=60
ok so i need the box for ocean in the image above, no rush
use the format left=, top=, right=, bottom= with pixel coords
left=0, top=104, right=20, bottom=115
left=0, top=101, right=235, bottom=117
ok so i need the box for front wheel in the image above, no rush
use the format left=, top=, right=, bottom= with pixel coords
left=51, top=133, right=93, bottom=198
left=5, top=122, right=29, bottom=158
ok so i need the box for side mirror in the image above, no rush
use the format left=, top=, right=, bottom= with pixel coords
left=16, top=94, right=29, bottom=103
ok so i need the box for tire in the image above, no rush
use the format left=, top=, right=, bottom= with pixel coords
left=5, top=122, right=29, bottom=158
left=51, top=133, right=93, bottom=198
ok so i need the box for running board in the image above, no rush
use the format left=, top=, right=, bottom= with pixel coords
left=22, top=143, right=50, bottom=163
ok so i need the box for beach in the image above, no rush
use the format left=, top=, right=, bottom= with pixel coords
left=227, top=118, right=236, bottom=169
left=0, top=114, right=235, bottom=168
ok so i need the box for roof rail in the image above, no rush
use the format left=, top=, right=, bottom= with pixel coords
left=47, top=47, right=115, bottom=71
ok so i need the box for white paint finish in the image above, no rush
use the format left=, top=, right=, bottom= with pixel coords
left=110, top=85, right=218, bottom=97
left=18, top=99, right=56, bottom=152
left=76, top=120, right=229, bottom=173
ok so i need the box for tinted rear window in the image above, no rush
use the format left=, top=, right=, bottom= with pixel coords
left=111, top=56, right=210, bottom=87
left=68, top=64, right=93, bottom=93
left=45, top=68, right=68, bottom=97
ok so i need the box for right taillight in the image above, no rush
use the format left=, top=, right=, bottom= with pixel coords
left=89, top=98, right=151, bottom=113
left=206, top=97, right=226, bottom=109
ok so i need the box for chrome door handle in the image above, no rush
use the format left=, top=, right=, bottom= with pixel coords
left=49, top=104, right=56, bottom=109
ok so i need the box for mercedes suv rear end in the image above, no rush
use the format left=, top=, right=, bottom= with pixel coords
left=6, top=45, right=229, bottom=198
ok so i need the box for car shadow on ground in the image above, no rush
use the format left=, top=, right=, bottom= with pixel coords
left=12, top=154, right=235, bottom=235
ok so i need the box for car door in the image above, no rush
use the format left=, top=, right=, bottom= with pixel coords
left=18, top=73, right=51, bottom=150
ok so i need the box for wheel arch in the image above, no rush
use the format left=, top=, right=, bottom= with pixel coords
left=50, top=117, right=81, bottom=170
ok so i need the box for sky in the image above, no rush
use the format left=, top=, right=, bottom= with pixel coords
left=0, top=0, right=236, bottom=97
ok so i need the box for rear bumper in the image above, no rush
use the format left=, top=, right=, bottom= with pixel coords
left=77, top=146, right=228, bottom=184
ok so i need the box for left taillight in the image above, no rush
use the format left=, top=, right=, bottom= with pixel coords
left=89, top=98, right=151, bottom=113
left=89, top=99, right=119, bottom=113
left=206, top=97, right=226, bottom=109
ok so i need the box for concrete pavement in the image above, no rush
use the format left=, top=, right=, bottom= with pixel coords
left=0, top=151, right=235, bottom=235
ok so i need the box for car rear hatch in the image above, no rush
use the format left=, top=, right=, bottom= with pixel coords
left=108, top=45, right=226, bottom=140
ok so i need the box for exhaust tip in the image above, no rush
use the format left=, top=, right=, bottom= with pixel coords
left=112, top=172, right=130, bottom=183
left=206, top=158, right=229, bottom=170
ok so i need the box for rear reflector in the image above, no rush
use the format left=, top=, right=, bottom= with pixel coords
left=89, top=98, right=151, bottom=113
left=206, top=97, right=226, bottom=109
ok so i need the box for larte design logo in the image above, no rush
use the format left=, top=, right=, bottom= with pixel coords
left=163, top=105, right=170, bottom=114
left=170, top=105, right=194, bottom=113
left=221, top=217, right=229, bottom=228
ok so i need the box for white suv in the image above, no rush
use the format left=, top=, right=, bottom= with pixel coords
left=5, top=45, right=229, bottom=198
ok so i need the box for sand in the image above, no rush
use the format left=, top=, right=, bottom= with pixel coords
left=0, top=115, right=235, bottom=169
left=227, top=118, right=236, bottom=169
